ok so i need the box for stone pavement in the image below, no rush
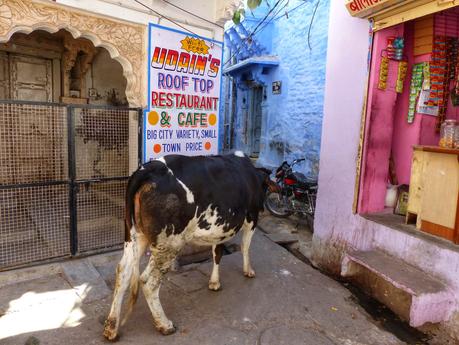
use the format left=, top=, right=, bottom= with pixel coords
left=0, top=231, right=405, bottom=345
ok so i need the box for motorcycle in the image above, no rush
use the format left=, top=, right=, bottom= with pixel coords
left=264, top=158, right=317, bottom=231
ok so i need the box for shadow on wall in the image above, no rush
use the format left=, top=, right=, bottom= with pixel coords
left=266, top=139, right=320, bottom=178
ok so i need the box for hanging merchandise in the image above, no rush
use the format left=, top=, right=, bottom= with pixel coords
left=451, top=88, right=459, bottom=107
left=396, top=61, right=408, bottom=93
left=407, top=63, right=424, bottom=123
left=386, top=36, right=404, bottom=61
left=422, top=62, right=430, bottom=90
left=429, top=36, right=447, bottom=107
left=431, top=36, right=459, bottom=130
left=447, top=38, right=458, bottom=81
left=378, top=56, right=389, bottom=90
left=386, top=36, right=396, bottom=60
left=392, top=37, right=404, bottom=61
left=455, top=59, right=459, bottom=96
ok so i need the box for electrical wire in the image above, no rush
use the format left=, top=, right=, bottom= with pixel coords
left=307, top=0, right=320, bottom=50
left=225, top=0, right=320, bottom=68
left=273, top=0, right=308, bottom=21
left=223, top=0, right=286, bottom=67
left=160, top=0, right=224, bottom=29
left=226, top=0, right=289, bottom=62
left=251, top=0, right=290, bottom=35
left=133, top=0, right=202, bottom=37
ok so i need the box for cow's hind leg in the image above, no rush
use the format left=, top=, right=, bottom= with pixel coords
left=241, top=222, right=256, bottom=278
left=208, top=244, right=224, bottom=291
left=104, top=228, right=148, bottom=341
left=141, top=246, right=177, bottom=335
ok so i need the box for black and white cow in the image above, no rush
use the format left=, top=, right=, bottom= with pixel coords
left=103, top=151, right=272, bottom=341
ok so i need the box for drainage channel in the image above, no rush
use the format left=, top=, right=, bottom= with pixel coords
left=343, top=282, right=431, bottom=345
left=275, top=240, right=432, bottom=345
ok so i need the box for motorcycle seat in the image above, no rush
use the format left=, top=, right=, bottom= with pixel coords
left=293, top=172, right=317, bottom=189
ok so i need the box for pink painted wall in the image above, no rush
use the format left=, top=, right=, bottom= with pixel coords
left=314, top=1, right=459, bottom=330
left=391, top=21, right=422, bottom=185
left=390, top=25, right=434, bottom=185
left=358, top=24, right=405, bottom=213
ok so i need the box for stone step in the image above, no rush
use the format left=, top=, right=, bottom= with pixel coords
left=341, top=249, right=454, bottom=327
left=61, top=259, right=111, bottom=303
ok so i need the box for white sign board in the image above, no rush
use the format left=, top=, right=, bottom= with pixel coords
left=143, top=23, right=223, bottom=162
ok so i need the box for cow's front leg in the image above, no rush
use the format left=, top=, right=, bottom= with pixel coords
left=104, top=228, right=148, bottom=341
left=141, top=247, right=177, bottom=335
left=208, top=244, right=224, bottom=291
left=241, top=222, right=256, bottom=278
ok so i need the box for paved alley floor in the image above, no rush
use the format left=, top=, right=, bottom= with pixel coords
left=0, top=231, right=405, bottom=345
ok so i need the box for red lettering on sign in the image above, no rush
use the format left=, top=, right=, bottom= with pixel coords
left=348, top=0, right=381, bottom=14
left=152, top=91, right=158, bottom=106
left=166, top=93, right=173, bottom=107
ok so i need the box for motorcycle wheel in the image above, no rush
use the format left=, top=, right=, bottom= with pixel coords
left=265, top=191, right=293, bottom=218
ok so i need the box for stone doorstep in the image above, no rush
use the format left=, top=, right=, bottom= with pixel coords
left=341, top=249, right=455, bottom=327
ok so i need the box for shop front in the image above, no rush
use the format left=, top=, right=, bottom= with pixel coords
left=356, top=5, right=459, bottom=241
left=314, top=0, right=459, bottom=338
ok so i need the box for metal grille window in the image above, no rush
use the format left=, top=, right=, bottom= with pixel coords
left=0, top=185, right=70, bottom=268
left=76, top=180, right=126, bottom=253
left=0, top=103, right=68, bottom=185
left=0, top=101, right=142, bottom=271
left=74, top=107, right=130, bottom=180
left=0, top=102, right=70, bottom=269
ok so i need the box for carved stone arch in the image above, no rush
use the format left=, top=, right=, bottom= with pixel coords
left=0, top=0, right=146, bottom=107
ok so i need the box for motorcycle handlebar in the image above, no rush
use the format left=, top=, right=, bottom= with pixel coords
left=292, top=158, right=306, bottom=165
left=279, top=158, right=306, bottom=173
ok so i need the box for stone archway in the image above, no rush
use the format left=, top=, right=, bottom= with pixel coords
left=0, top=0, right=146, bottom=107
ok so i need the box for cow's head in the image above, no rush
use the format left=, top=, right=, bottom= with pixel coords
left=256, top=167, right=279, bottom=193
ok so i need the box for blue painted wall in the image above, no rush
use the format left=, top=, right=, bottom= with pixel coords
left=222, top=0, right=330, bottom=178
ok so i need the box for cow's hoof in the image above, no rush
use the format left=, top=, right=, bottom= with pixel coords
left=103, top=318, right=119, bottom=341
left=244, top=269, right=255, bottom=278
left=158, top=322, right=177, bottom=336
left=208, top=281, right=221, bottom=291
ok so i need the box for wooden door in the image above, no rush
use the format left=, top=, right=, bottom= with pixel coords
left=7, top=54, right=56, bottom=183
left=9, top=54, right=52, bottom=102
left=249, top=86, right=263, bottom=157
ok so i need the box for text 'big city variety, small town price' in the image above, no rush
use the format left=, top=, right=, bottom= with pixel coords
left=144, top=24, right=223, bottom=160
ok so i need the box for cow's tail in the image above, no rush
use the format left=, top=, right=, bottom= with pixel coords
left=121, top=169, right=152, bottom=326
left=124, top=164, right=155, bottom=240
